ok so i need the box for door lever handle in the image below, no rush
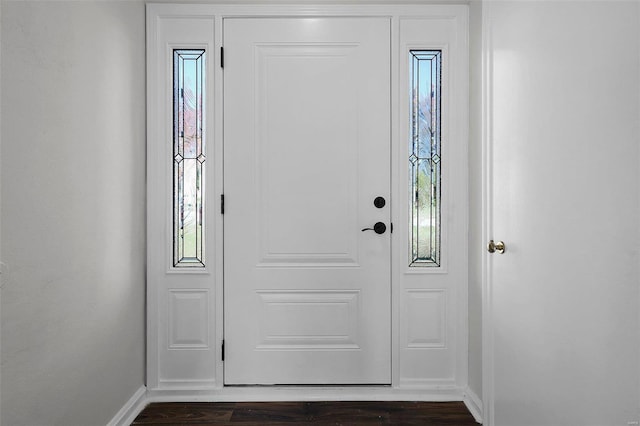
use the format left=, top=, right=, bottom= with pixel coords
left=362, top=222, right=387, bottom=234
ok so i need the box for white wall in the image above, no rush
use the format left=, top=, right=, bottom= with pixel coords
left=1, top=1, right=146, bottom=424
left=467, top=0, right=483, bottom=404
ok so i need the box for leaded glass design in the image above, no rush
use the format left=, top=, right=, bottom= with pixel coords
left=173, top=49, right=205, bottom=267
left=409, top=50, right=441, bottom=267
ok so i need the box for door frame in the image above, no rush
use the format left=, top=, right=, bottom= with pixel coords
left=146, top=1, right=470, bottom=408
left=480, top=2, right=495, bottom=423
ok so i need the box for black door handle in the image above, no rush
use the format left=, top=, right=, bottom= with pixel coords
left=361, top=222, right=386, bottom=234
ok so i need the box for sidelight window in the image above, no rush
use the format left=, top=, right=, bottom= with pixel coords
left=173, top=49, right=206, bottom=267
left=409, top=50, right=441, bottom=267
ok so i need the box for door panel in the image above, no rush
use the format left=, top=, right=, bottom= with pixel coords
left=224, top=17, right=391, bottom=385
left=255, top=44, right=359, bottom=267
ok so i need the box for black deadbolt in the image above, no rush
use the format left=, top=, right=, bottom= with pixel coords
left=374, top=196, right=386, bottom=208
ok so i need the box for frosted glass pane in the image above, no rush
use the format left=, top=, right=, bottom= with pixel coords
left=174, top=49, right=205, bottom=267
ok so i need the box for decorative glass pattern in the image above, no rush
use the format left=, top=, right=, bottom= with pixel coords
left=409, top=50, right=441, bottom=267
left=173, top=49, right=205, bottom=267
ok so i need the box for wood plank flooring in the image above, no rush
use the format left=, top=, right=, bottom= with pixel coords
left=132, top=401, right=480, bottom=425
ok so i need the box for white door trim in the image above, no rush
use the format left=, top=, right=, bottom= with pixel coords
left=480, top=1, right=495, bottom=423
left=146, top=1, right=468, bottom=398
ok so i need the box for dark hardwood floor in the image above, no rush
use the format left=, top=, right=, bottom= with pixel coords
left=132, top=401, right=480, bottom=425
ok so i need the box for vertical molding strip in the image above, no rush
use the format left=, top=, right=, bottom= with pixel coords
left=0, top=0, right=3, bottom=422
left=481, top=1, right=495, bottom=425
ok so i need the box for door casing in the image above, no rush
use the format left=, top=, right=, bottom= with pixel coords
left=146, top=2, right=470, bottom=406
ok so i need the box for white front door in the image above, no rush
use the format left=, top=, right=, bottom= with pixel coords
left=223, top=17, right=391, bottom=385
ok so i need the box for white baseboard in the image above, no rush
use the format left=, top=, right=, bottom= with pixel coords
left=107, top=385, right=148, bottom=426
left=463, top=386, right=483, bottom=424
left=146, top=385, right=465, bottom=403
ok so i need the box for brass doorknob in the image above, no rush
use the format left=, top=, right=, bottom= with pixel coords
left=487, top=240, right=505, bottom=254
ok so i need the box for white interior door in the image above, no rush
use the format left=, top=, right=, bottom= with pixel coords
left=486, top=1, right=640, bottom=424
left=223, top=17, right=391, bottom=385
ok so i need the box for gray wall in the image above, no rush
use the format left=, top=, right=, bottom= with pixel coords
left=1, top=1, right=146, bottom=424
